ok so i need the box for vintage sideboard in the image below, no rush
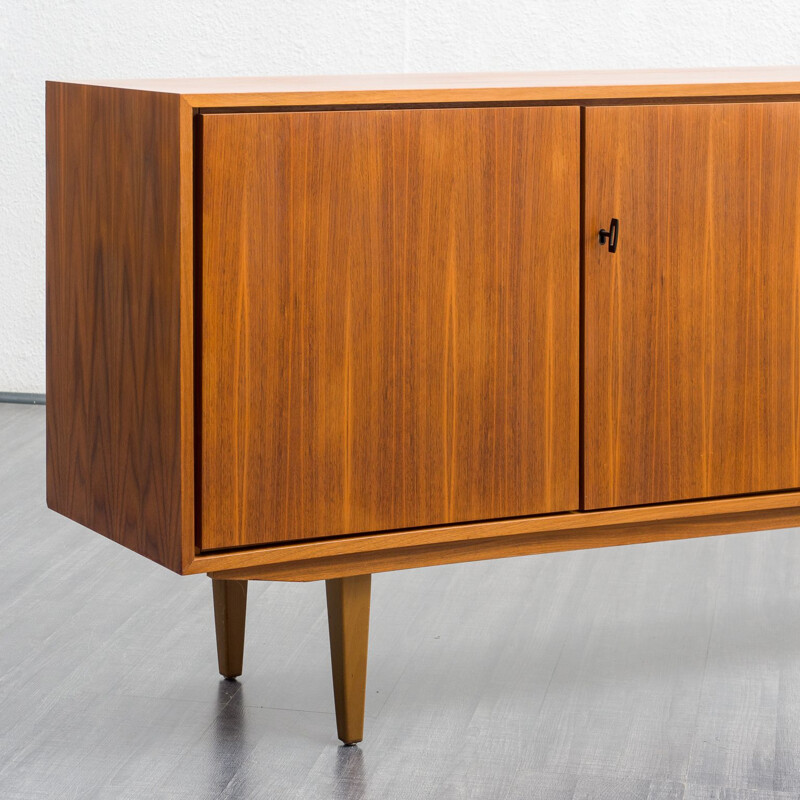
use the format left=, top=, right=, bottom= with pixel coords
left=46, top=67, right=800, bottom=744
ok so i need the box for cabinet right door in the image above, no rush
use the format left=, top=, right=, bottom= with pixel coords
left=584, top=102, right=800, bottom=510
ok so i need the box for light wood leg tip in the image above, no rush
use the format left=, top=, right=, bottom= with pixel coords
left=337, top=723, right=364, bottom=745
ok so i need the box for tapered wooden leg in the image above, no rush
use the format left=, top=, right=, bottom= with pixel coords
left=326, top=574, right=371, bottom=745
left=212, top=578, right=248, bottom=679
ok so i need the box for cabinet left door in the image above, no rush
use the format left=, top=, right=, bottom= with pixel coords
left=199, top=107, right=579, bottom=550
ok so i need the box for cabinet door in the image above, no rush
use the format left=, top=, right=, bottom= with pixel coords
left=200, top=107, right=579, bottom=549
left=584, top=103, right=800, bottom=510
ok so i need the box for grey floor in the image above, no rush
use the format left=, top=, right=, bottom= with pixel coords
left=2, top=405, right=800, bottom=799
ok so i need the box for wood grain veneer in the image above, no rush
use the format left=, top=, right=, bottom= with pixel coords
left=46, top=83, right=193, bottom=572
left=584, top=102, right=800, bottom=509
left=45, top=73, right=800, bottom=581
left=200, top=106, right=579, bottom=550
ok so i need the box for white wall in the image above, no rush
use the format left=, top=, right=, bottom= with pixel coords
left=2, top=0, right=799, bottom=393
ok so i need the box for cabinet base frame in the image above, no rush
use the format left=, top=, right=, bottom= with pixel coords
left=207, top=501, right=800, bottom=582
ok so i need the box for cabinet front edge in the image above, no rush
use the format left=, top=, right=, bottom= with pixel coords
left=181, top=86, right=800, bottom=109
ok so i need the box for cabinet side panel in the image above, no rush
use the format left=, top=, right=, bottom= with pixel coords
left=46, top=83, right=185, bottom=571
left=200, top=106, right=579, bottom=549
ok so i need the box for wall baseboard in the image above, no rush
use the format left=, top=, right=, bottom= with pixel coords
left=0, top=392, right=46, bottom=405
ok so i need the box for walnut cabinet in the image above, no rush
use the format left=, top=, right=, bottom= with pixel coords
left=46, top=68, right=800, bottom=744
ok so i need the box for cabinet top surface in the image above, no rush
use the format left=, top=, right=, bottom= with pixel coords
left=51, top=66, right=800, bottom=106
